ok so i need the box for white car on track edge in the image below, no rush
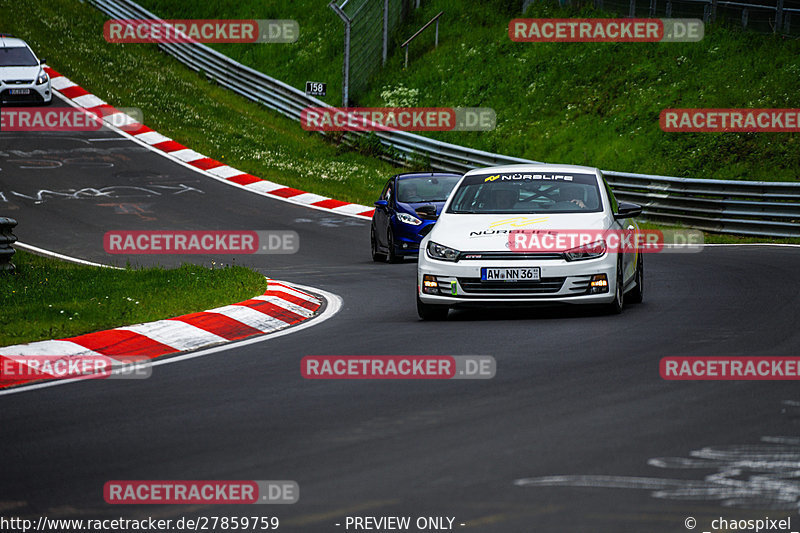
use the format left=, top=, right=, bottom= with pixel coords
left=417, top=164, right=644, bottom=320
left=0, top=34, right=52, bottom=105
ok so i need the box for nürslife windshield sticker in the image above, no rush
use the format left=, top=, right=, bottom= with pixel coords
left=463, top=172, right=597, bottom=186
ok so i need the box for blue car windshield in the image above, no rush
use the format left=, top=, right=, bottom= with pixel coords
left=396, top=176, right=461, bottom=203
left=448, top=172, right=603, bottom=214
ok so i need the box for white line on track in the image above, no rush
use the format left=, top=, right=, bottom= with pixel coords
left=13, top=242, right=123, bottom=269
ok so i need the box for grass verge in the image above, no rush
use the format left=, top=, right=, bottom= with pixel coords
left=0, top=250, right=267, bottom=347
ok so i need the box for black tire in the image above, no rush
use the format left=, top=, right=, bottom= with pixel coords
left=417, top=295, right=449, bottom=321
left=371, top=226, right=387, bottom=262
left=386, top=228, right=402, bottom=263
left=605, top=255, right=624, bottom=315
left=628, top=252, right=644, bottom=304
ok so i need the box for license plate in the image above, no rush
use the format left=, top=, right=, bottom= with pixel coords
left=481, top=267, right=540, bottom=282
left=9, top=89, right=30, bottom=95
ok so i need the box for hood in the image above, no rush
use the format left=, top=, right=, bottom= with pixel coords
left=0, top=65, right=42, bottom=82
left=429, top=212, right=611, bottom=251
left=397, top=201, right=446, bottom=216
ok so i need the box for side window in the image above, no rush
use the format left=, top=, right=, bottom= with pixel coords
left=380, top=179, right=392, bottom=201
left=602, top=175, right=618, bottom=213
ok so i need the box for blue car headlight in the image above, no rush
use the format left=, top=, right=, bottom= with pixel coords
left=397, top=212, right=422, bottom=226
left=427, top=241, right=459, bottom=262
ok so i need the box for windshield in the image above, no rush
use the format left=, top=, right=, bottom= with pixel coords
left=447, top=171, right=603, bottom=214
left=0, top=46, right=38, bottom=67
left=396, top=175, right=461, bottom=203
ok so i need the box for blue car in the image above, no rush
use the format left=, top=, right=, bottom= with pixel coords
left=371, top=172, right=462, bottom=262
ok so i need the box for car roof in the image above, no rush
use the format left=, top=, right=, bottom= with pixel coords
left=463, top=163, right=601, bottom=176
left=0, top=35, right=29, bottom=48
left=393, top=172, right=462, bottom=181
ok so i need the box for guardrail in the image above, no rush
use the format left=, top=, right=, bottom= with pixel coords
left=89, top=0, right=800, bottom=237
left=0, top=217, right=18, bottom=273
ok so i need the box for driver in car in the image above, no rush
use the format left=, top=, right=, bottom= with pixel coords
left=491, top=187, right=519, bottom=210
left=403, top=182, right=423, bottom=202
left=559, top=184, right=587, bottom=209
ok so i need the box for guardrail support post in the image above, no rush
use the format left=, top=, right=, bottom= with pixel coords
left=0, top=217, right=18, bottom=273
left=711, top=0, right=718, bottom=22
left=775, top=0, right=784, bottom=33
left=742, top=8, right=749, bottom=29
left=666, top=1, right=672, bottom=17
left=629, top=0, right=636, bottom=17
left=382, top=0, right=389, bottom=66
left=650, top=0, right=656, bottom=17
left=329, top=2, right=352, bottom=106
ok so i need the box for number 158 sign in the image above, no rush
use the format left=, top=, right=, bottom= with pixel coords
left=305, top=81, right=326, bottom=97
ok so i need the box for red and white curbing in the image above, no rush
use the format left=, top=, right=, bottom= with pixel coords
left=0, top=279, right=322, bottom=389
left=44, top=66, right=376, bottom=219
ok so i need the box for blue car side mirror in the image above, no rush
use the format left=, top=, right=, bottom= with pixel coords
left=374, top=200, right=389, bottom=208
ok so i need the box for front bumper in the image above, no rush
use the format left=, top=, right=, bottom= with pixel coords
left=392, top=220, right=435, bottom=256
left=0, top=81, right=52, bottom=105
left=417, top=248, right=618, bottom=306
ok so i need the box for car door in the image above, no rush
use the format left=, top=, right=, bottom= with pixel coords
left=373, top=178, right=394, bottom=250
left=603, top=176, right=637, bottom=285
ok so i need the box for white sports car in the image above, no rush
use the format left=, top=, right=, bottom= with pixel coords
left=417, top=164, right=644, bottom=320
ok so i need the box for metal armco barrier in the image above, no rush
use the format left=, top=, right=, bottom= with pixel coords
left=0, top=217, right=18, bottom=273
left=90, top=0, right=800, bottom=237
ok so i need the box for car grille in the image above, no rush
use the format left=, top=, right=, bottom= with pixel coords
left=458, top=277, right=566, bottom=294
left=3, top=79, right=34, bottom=85
left=0, top=89, right=44, bottom=104
left=418, top=224, right=434, bottom=237
left=457, top=251, right=564, bottom=261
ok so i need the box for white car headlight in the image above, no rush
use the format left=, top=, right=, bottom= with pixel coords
left=564, top=240, right=606, bottom=261
left=36, top=72, right=49, bottom=85
left=397, top=212, right=422, bottom=226
left=427, top=241, right=460, bottom=262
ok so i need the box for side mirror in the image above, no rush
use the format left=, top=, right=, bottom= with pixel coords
left=39, top=58, right=46, bottom=65
left=415, top=205, right=437, bottom=220
left=614, top=202, right=642, bottom=220
left=374, top=200, right=388, bottom=208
